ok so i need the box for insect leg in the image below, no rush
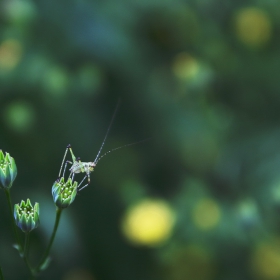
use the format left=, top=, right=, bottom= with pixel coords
left=78, top=183, right=89, bottom=191
left=63, top=160, right=72, bottom=178
left=69, top=147, right=77, bottom=162
left=78, top=172, right=91, bottom=191
left=59, top=144, right=72, bottom=178
left=77, top=175, right=89, bottom=191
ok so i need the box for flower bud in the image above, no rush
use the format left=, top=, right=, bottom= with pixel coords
left=52, top=177, right=78, bottom=209
left=14, top=199, right=40, bottom=233
left=0, top=150, right=17, bottom=189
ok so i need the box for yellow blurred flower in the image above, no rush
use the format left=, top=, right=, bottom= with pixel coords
left=62, top=267, right=95, bottom=280
left=122, top=199, right=176, bottom=246
left=235, top=7, right=272, bottom=48
left=192, top=198, right=221, bottom=230
left=0, top=39, right=22, bottom=71
left=251, top=241, right=280, bottom=280
left=172, top=53, right=199, bottom=80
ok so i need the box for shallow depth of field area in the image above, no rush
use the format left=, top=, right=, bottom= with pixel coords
left=1, top=0, right=280, bottom=280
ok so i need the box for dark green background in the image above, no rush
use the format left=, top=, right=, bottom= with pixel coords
left=1, top=0, right=280, bottom=279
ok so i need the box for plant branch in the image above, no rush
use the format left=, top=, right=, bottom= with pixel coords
left=4, top=190, right=22, bottom=251
left=35, top=207, right=63, bottom=273
left=0, top=266, right=4, bottom=280
left=24, top=232, right=30, bottom=258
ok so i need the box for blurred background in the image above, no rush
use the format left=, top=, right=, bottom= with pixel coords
left=0, top=0, right=280, bottom=279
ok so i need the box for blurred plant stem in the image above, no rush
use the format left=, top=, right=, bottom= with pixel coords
left=24, top=232, right=30, bottom=258
left=0, top=266, right=3, bottom=280
left=36, top=208, right=63, bottom=273
left=4, top=190, right=22, bottom=250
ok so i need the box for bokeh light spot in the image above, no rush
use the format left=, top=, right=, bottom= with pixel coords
left=251, top=242, right=280, bottom=279
left=3, top=101, right=35, bottom=133
left=42, top=66, right=69, bottom=97
left=165, top=245, right=215, bottom=280
left=77, top=64, right=103, bottom=94
left=236, top=199, right=259, bottom=230
left=62, top=267, right=95, bottom=280
left=235, top=7, right=272, bottom=48
left=172, top=53, right=199, bottom=80
left=182, top=128, right=220, bottom=172
left=193, top=198, right=221, bottom=230
left=0, top=39, right=23, bottom=71
left=4, top=0, right=37, bottom=24
left=122, top=199, right=176, bottom=246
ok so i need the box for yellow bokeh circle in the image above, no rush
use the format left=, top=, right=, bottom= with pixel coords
left=122, top=199, right=176, bottom=246
left=235, top=7, right=272, bottom=48
left=172, top=52, right=199, bottom=80
left=193, top=198, right=221, bottom=230
left=251, top=242, right=280, bottom=280
left=0, top=39, right=23, bottom=71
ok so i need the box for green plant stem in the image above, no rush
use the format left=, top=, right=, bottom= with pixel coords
left=0, top=266, right=4, bottom=280
left=36, top=207, right=63, bottom=272
left=24, top=232, right=30, bottom=258
left=4, top=189, right=22, bottom=251
left=23, top=233, right=35, bottom=278
left=23, top=257, right=34, bottom=280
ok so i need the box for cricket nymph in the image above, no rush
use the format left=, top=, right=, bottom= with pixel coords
left=58, top=100, right=148, bottom=191
left=58, top=101, right=121, bottom=191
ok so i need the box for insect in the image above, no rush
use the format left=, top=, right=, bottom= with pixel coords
left=58, top=101, right=147, bottom=191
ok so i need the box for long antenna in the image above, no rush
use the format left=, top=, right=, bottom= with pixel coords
left=95, top=138, right=151, bottom=165
left=94, top=99, right=121, bottom=163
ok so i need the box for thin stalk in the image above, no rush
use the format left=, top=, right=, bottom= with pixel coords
left=23, top=257, right=34, bottom=280
left=36, top=208, right=62, bottom=272
left=0, top=266, right=4, bottom=280
left=24, top=232, right=30, bottom=258
left=4, top=190, right=22, bottom=251
left=23, top=233, right=35, bottom=278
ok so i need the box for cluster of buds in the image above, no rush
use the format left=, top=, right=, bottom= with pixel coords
left=52, top=177, right=78, bottom=209
left=0, top=150, right=17, bottom=189
left=1, top=147, right=78, bottom=236
left=0, top=147, right=81, bottom=279
left=14, top=199, right=40, bottom=233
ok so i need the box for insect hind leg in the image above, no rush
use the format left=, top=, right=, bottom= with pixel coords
left=63, top=160, right=72, bottom=178
left=59, top=145, right=72, bottom=178
left=77, top=174, right=90, bottom=191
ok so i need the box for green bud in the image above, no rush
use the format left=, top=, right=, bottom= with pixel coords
left=0, top=150, right=17, bottom=189
left=14, top=199, right=40, bottom=233
left=52, top=177, right=78, bottom=209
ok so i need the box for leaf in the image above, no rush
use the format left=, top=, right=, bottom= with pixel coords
left=39, top=257, right=52, bottom=271
left=13, top=244, right=23, bottom=258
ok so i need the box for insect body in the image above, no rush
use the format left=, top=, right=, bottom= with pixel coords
left=58, top=144, right=96, bottom=190
left=70, top=159, right=95, bottom=176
